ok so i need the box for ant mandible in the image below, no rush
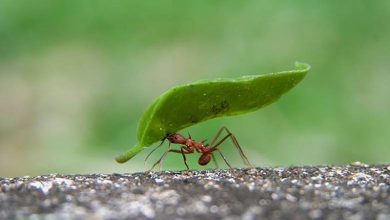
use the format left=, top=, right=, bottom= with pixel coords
left=145, top=126, right=253, bottom=170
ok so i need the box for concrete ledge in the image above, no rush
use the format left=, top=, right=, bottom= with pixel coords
left=1, top=163, right=389, bottom=219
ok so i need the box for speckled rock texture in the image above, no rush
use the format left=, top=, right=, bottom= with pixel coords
left=1, top=163, right=389, bottom=220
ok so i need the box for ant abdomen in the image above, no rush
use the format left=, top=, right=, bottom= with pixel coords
left=198, top=153, right=211, bottom=166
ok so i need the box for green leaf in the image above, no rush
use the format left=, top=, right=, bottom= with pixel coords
left=116, top=62, right=310, bottom=163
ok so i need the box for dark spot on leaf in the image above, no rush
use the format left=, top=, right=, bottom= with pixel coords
left=189, top=115, right=198, bottom=124
left=221, top=100, right=229, bottom=109
left=211, top=100, right=230, bottom=114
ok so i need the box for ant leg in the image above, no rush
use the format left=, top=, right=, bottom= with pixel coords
left=211, top=153, right=219, bottom=168
left=144, top=138, right=168, bottom=165
left=215, top=149, right=233, bottom=169
left=210, top=127, right=253, bottom=168
left=180, top=147, right=190, bottom=170
left=149, top=147, right=192, bottom=171
left=149, top=149, right=170, bottom=171
left=209, top=127, right=226, bottom=147
left=227, top=132, right=253, bottom=167
left=158, top=143, right=172, bottom=170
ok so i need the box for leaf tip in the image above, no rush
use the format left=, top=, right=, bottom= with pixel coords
left=294, top=61, right=311, bottom=71
left=115, top=144, right=145, bottom=163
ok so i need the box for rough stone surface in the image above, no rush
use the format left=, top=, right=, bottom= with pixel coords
left=1, top=163, right=389, bottom=219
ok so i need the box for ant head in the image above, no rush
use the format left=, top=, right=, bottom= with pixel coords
left=167, top=133, right=186, bottom=144
left=198, top=153, right=211, bottom=166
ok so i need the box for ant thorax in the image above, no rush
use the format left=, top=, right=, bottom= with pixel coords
left=186, top=139, right=208, bottom=153
left=193, top=141, right=206, bottom=150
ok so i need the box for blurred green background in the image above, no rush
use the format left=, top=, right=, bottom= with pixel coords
left=1, top=1, right=389, bottom=177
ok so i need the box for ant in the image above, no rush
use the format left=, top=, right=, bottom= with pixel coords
left=145, top=126, right=253, bottom=170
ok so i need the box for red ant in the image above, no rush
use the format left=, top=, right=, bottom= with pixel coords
left=145, top=127, right=253, bottom=170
